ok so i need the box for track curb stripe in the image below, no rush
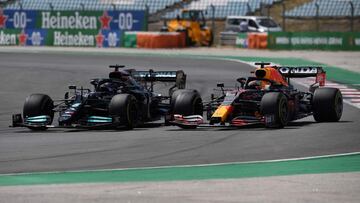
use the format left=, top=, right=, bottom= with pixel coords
left=0, top=152, right=360, bottom=186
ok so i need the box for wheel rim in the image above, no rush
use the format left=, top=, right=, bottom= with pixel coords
left=335, top=93, right=343, bottom=118
left=279, top=99, right=288, bottom=124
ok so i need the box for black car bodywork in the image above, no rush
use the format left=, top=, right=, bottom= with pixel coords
left=11, top=65, right=201, bottom=130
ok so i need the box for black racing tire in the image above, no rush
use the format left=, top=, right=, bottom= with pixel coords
left=23, top=94, right=54, bottom=131
left=312, top=88, right=343, bottom=122
left=109, top=94, right=138, bottom=130
left=172, top=90, right=203, bottom=116
left=260, top=92, right=288, bottom=128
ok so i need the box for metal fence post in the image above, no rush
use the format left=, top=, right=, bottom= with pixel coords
left=80, top=3, right=85, bottom=11
left=315, top=2, right=319, bottom=31
left=211, top=4, right=215, bottom=45
left=247, top=3, right=251, bottom=14
left=350, top=1, right=354, bottom=32
left=49, top=3, right=53, bottom=11
left=145, top=4, right=149, bottom=31
left=282, top=2, right=286, bottom=31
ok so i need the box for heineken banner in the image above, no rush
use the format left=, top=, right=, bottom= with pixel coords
left=268, top=32, right=360, bottom=50
left=1, top=9, right=146, bottom=31
left=0, top=29, right=48, bottom=46
left=49, top=30, right=122, bottom=47
left=0, top=9, right=146, bottom=47
left=0, top=29, right=122, bottom=47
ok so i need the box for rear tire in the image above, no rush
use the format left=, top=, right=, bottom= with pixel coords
left=260, top=92, right=288, bottom=128
left=109, top=94, right=138, bottom=130
left=23, top=94, right=54, bottom=131
left=312, top=88, right=343, bottom=122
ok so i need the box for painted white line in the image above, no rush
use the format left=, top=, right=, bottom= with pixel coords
left=343, top=95, right=360, bottom=98
left=1, top=151, right=359, bottom=177
left=341, top=92, right=360, bottom=95
left=339, top=88, right=359, bottom=92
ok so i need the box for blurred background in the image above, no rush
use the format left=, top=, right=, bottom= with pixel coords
left=0, top=0, right=359, bottom=49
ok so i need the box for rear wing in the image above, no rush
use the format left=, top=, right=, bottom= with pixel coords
left=278, top=66, right=326, bottom=86
left=278, top=66, right=324, bottom=77
left=131, top=70, right=187, bottom=90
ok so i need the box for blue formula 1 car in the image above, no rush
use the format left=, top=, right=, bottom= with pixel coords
left=11, top=65, right=203, bottom=130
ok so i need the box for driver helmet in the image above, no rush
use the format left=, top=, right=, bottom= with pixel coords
left=100, top=82, right=115, bottom=92
left=248, top=80, right=262, bottom=89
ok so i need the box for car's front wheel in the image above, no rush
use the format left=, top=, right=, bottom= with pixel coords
left=23, top=94, right=54, bottom=131
left=109, top=94, right=138, bottom=130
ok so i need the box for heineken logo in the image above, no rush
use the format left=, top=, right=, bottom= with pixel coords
left=0, top=30, right=16, bottom=45
left=42, top=12, right=97, bottom=29
left=54, top=31, right=95, bottom=46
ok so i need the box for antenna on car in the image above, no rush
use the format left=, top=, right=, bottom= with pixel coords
left=109, top=64, right=125, bottom=72
left=254, top=62, right=271, bottom=69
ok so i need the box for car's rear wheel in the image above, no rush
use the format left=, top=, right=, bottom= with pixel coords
left=109, top=94, right=138, bottom=130
left=312, top=88, right=343, bottom=122
left=23, top=94, right=54, bottom=131
left=260, top=92, right=288, bottom=128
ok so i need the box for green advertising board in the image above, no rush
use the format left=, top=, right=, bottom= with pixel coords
left=268, top=32, right=360, bottom=51
left=123, top=32, right=137, bottom=48
left=236, top=33, right=248, bottom=48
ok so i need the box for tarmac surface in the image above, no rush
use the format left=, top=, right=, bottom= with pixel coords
left=0, top=47, right=359, bottom=202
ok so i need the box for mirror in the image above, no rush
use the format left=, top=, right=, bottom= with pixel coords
left=68, top=85, right=76, bottom=90
left=217, top=83, right=224, bottom=88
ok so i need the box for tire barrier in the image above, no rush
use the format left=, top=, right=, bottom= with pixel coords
left=137, top=32, right=185, bottom=48
left=235, top=32, right=268, bottom=49
left=123, top=31, right=186, bottom=48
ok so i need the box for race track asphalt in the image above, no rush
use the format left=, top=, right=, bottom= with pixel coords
left=0, top=52, right=359, bottom=174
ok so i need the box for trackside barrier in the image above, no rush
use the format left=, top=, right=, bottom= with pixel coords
left=137, top=32, right=185, bottom=48
left=0, top=9, right=147, bottom=47
left=236, top=33, right=267, bottom=49
left=123, top=32, right=137, bottom=48
left=123, top=32, right=185, bottom=48
left=248, top=33, right=268, bottom=49
left=267, top=32, right=360, bottom=50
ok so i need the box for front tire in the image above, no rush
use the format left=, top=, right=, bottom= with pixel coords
left=312, top=88, right=343, bottom=122
left=109, top=94, right=138, bottom=130
left=260, top=92, right=288, bottom=128
left=172, top=89, right=203, bottom=116
left=23, top=94, right=54, bottom=131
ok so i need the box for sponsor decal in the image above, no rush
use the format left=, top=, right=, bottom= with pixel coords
left=99, top=11, right=112, bottom=30
left=279, top=67, right=319, bottom=75
left=355, top=38, right=360, bottom=46
left=53, top=31, right=95, bottom=46
left=0, top=30, right=16, bottom=45
left=41, top=11, right=97, bottom=29
left=275, top=37, right=290, bottom=45
left=18, top=30, right=28, bottom=46
left=0, top=8, right=8, bottom=28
